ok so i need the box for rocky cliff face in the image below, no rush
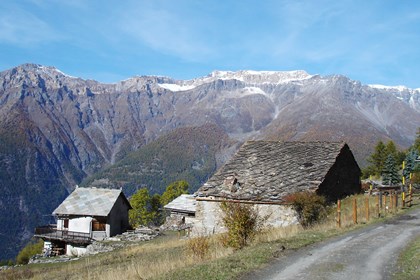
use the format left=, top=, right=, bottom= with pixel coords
left=0, top=63, right=419, bottom=259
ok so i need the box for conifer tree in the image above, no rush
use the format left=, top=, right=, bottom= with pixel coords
left=382, top=154, right=400, bottom=185
left=403, top=150, right=418, bottom=181
left=366, top=141, right=387, bottom=176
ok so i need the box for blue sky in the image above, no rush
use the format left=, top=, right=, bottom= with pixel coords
left=0, top=0, right=419, bottom=88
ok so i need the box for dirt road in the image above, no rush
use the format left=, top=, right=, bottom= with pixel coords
left=244, top=207, right=420, bottom=280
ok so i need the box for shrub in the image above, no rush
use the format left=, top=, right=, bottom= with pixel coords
left=186, top=236, right=210, bottom=260
left=16, top=239, right=43, bottom=265
left=219, top=202, right=262, bottom=249
left=287, top=192, right=328, bottom=228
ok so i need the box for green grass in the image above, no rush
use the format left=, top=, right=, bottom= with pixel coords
left=393, top=235, right=420, bottom=280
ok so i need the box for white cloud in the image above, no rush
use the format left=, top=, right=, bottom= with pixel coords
left=117, top=3, right=215, bottom=62
left=0, top=5, right=62, bottom=46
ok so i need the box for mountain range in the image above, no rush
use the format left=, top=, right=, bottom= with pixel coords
left=0, top=63, right=419, bottom=260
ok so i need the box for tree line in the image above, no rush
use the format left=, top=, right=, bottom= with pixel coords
left=362, top=128, right=420, bottom=185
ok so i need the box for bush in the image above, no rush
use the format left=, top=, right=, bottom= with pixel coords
left=186, top=236, right=210, bottom=260
left=219, top=202, right=262, bottom=249
left=287, top=192, right=328, bottom=228
left=0, top=259, right=14, bottom=266
left=16, top=239, right=43, bottom=265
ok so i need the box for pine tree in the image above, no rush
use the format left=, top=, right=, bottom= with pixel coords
left=403, top=150, right=418, bottom=181
left=382, top=154, right=400, bottom=185
left=367, top=141, right=387, bottom=176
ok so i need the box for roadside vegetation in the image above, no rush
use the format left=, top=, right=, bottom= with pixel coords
left=394, top=235, right=420, bottom=280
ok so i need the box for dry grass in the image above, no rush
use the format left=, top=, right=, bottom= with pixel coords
left=2, top=194, right=417, bottom=280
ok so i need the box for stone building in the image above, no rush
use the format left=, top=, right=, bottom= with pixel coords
left=162, top=194, right=197, bottom=231
left=193, top=141, right=361, bottom=235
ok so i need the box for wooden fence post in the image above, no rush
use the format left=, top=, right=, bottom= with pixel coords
left=391, top=192, right=395, bottom=213
left=390, top=192, right=393, bottom=212
left=353, top=198, right=357, bottom=224
left=376, top=195, right=380, bottom=218
left=409, top=189, right=412, bottom=207
left=384, top=195, right=387, bottom=213
left=365, top=197, right=369, bottom=222
left=379, top=192, right=383, bottom=209
left=337, top=199, right=341, bottom=228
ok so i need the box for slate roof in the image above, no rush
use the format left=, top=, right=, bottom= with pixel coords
left=163, top=194, right=197, bottom=214
left=53, top=187, right=131, bottom=216
left=197, top=141, right=348, bottom=202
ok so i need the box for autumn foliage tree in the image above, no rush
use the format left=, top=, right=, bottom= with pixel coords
left=129, top=180, right=189, bottom=227
left=129, top=188, right=155, bottom=227
left=219, top=202, right=262, bottom=249
left=287, top=192, right=328, bottom=228
left=160, top=180, right=189, bottom=206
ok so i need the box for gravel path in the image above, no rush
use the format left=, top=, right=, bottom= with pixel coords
left=243, top=207, right=420, bottom=280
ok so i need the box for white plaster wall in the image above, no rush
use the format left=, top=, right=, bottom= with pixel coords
left=192, top=201, right=299, bottom=236
left=92, top=231, right=107, bottom=240
left=68, top=217, right=92, bottom=234
left=57, top=219, right=64, bottom=230
left=66, top=244, right=87, bottom=257
left=43, top=241, right=52, bottom=251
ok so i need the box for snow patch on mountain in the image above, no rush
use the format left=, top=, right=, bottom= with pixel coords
left=208, top=70, right=313, bottom=84
left=158, top=83, right=196, bottom=92
left=368, top=84, right=408, bottom=91
left=242, top=86, right=267, bottom=95
left=37, top=65, right=77, bottom=79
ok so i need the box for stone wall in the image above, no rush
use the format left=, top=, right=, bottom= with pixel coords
left=191, top=200, right=299, bottom=236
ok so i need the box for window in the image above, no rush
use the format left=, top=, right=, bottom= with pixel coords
left=92, top=219, right=106, bottom=231
left=63, top=219, right=69, bottom=229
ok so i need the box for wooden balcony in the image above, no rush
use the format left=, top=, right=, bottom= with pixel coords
left=34, top=226, right=92, bottom=245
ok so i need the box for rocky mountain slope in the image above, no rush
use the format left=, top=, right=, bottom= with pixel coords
left=0, top=63, right=419, bottom=259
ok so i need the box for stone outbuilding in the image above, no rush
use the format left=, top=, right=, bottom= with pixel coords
left=35, top=187, right=132, bottom=256
left=193, top=141, right=361, bottom=235
left=162, top=194, right=197, bottom=231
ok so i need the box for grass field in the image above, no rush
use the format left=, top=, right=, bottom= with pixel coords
left=393, top=235, right=420, bottom=280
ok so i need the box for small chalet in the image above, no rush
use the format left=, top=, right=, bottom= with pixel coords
left=35, top=187, right=132, bottom=256
left=193, top=141, right=361, bottom=235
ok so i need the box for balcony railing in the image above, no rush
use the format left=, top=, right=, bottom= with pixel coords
left=34, top=226, right=92, bottom=244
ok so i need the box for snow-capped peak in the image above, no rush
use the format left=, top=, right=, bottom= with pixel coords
left=368, top=84, right=409, bottom=91
left=157, top=70, right=314, bottom=92
left=208, top=70, right=313, bottom=84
